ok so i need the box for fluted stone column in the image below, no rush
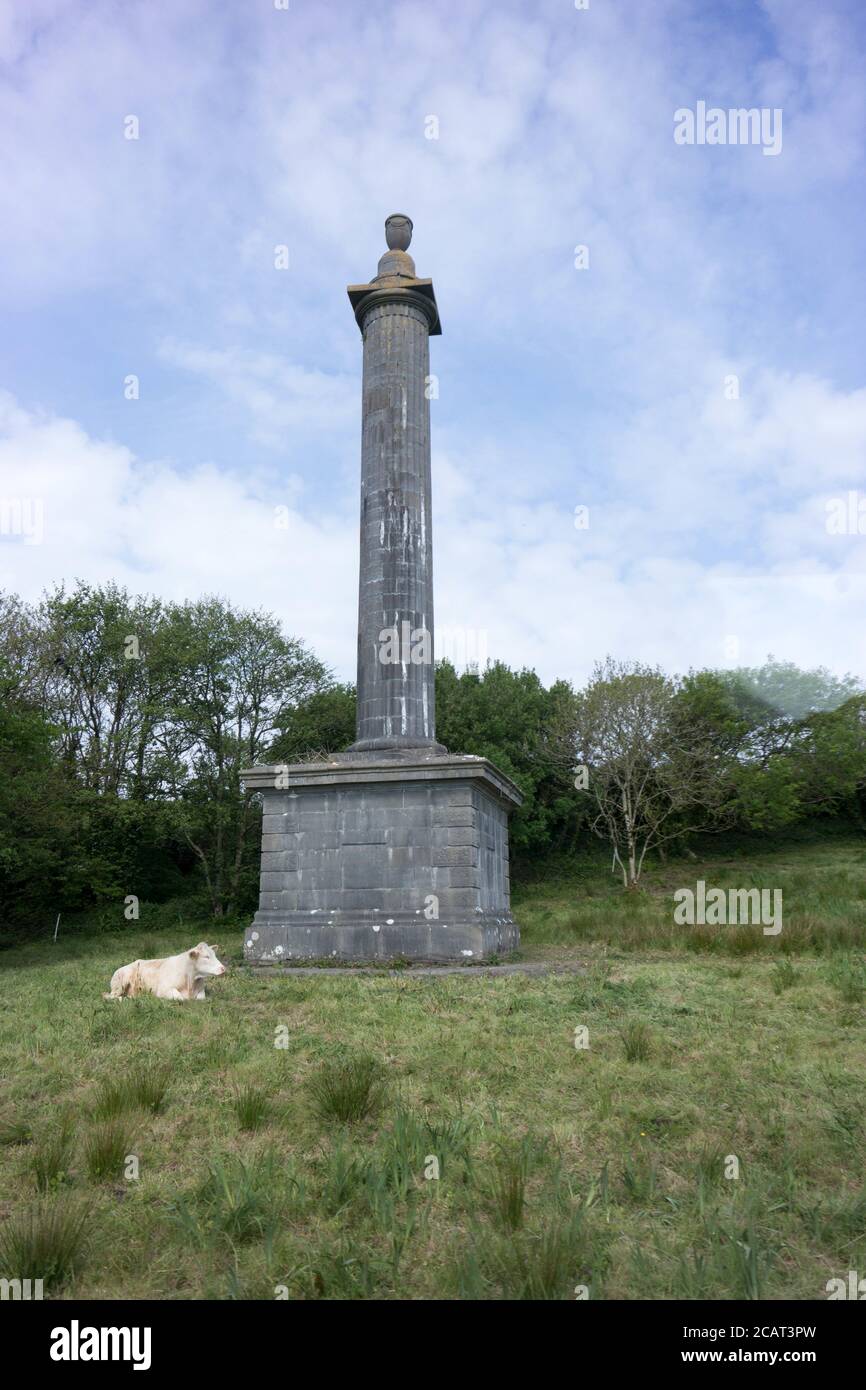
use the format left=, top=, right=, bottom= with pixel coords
left=347, top=215, right=445, bottom=754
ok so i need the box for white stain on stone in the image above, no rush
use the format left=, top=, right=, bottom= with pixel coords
left=372, top=924, right=380, bottom=932
left=461, top=950, right=473, bottom=957
left=386, top=918, right=394, bottom=925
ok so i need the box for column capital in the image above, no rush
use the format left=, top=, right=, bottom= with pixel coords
left=347, top=278, right=441, bottom=336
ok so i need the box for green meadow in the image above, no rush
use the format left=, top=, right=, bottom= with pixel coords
left=1, top=835, right=864, bottom=1300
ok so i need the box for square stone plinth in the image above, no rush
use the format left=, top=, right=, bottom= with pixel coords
left=241, top=754, right=522, bottom=963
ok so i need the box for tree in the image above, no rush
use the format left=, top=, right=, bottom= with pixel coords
left=791, top=696, right=866, bottom=818
left=678, top=660, right=866, bottom=831
left=0, top=585, right=335, bottom=928
left=37, top=581, right=166, bottom=796
left=721, top=656, right=862, bottom=721
left=158, top=597, right=330, bottom=917
left=0, top=672, right=71, bottom=924
left=270, top=682, right=357, bottom=763
left=434, top=660, right=580, bottom=857
left=569, top=658, right=731, bottom=888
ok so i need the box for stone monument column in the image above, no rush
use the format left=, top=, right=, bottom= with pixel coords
left=242, top=215, right=522, bottom=965
left=348, top=214, right=444, bottom=754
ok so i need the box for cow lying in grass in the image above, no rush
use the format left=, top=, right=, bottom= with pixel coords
left=104, top=943, right=227, bottom=1001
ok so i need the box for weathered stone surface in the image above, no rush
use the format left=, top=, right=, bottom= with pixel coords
left=242, top=756, right=520, bottom=962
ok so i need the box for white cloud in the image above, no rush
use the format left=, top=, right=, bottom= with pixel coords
left=0, top=392, right=357, bottom=675
left=2, top=386, right=864, bottom=692
left=158, top=340, right=357, bottom=448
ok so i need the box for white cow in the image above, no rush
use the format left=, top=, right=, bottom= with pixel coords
left=103, top=942, right=227, bottom=1001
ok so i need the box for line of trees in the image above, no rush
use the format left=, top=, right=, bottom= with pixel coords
left=0, top=583, right=327, bottom=925
left=1, top=581, right=864, bottom=929
left=558, top=657, right=866, bottom=887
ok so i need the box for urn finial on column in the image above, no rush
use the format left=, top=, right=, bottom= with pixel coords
left=348, top=215, right=440, bottom=334
left=385, top=213, right=413, bottom=250
left=377, top=214, right=416, bottom=280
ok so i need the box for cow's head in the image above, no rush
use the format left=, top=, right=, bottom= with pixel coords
left=189, top=942, right=227, bottom=976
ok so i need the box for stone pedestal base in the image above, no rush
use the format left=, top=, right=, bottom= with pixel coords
left=241, top=754, right=522, bottom=964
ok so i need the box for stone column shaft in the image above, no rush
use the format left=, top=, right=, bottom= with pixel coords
left=356, top=300, right=434, bottom=747
left=347, top=217, right=442, bottom=754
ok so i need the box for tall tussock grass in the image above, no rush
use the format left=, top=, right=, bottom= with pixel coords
left=94, top=1065, right=171, bottom=1118
left=307, top=1054, right=385, bottom=1124
left=84, top=1121, right=134, bottom=1182
left=31, top=1118, right=76, bottom=1193
left=0, top=1200, right=91, bottom=1291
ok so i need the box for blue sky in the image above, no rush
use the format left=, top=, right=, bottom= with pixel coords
left=1, top=0, right=864, bottom=686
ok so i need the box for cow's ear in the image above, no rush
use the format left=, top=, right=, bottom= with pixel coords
left=189, top=947, right=200, bottom=959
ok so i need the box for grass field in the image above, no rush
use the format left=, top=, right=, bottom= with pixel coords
left=1, top=834, right=864, bottom=1300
